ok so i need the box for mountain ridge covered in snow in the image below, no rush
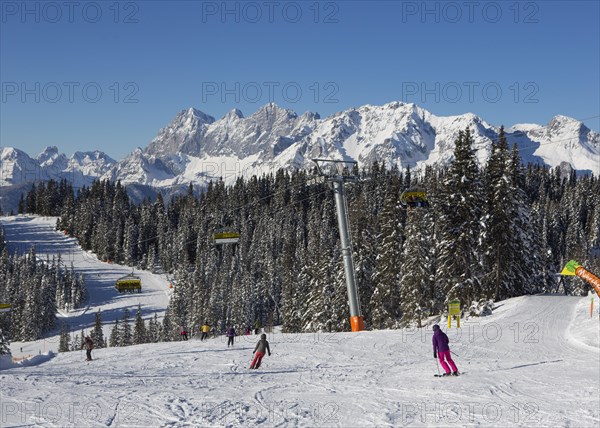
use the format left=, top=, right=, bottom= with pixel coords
left=1, top=102, right=598, bottom=210
left=0, top=146, right=116, bottom=188
left=104, top=102, right=600, bottom=190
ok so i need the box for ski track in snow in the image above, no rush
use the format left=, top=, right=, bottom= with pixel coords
left=1, top=216, right=599, bottom=427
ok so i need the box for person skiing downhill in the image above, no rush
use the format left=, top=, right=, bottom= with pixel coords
left=180, top=325, right=188, bottom=341
left=226, top=326, right=236, bottom=347
left=82, top=336, right=94, bottom=361
left=432, top=324, right=458, bottom=376
left=250, top=333, right=271, bottom=369
left=200, top=322, right=211, bottom=341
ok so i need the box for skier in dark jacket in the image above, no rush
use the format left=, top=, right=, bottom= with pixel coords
left=82, top=336, right=94, bottom=361
left=432, top=324, right=458, bottom=376
left=226, top=326, right=236, bottom=347
left=250, top=333, right=271, bottom=369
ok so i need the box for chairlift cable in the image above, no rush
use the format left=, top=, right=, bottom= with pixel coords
left=134, top=174, right=318, bottom=247
left=140, top=186, right=332, bottom=252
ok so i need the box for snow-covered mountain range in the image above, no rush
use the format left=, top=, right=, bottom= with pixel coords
left=1, top=102, right=598, bottom=210
left=104, top=102, right=599, bottom=189
left=0, top=147, right=116, bottom=212
left=0, top=146, right=115, bottom=188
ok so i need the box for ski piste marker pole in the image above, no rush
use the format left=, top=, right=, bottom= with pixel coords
left=560, top=260, right=600, bottom=297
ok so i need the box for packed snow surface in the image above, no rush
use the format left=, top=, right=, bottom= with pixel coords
left=1, top=216, right=599, bottom=427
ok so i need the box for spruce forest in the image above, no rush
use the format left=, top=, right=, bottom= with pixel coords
left=10, top=128, right=600, bottom=337
left=0, top=226, right=86, bottom=343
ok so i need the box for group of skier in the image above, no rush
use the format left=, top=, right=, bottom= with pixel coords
left=83, top=321, right=456, bottom=375
left=183, top=321, right=457, bottom=374
left=185, top=320, right=271, bottom=369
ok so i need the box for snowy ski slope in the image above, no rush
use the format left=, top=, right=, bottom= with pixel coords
left=0, top=216, right=599, bottom=427
left=0, top=216, right=171, bottom=358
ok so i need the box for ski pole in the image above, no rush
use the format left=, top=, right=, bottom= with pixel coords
left=435, top=356, right=441, bottom=376
left=450, top=350, right=460, bottom=358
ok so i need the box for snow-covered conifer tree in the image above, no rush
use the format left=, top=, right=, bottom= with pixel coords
left=133, top=305, right=147, bottom=345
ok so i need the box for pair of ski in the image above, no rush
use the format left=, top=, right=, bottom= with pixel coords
left=434, top=372, right=463, bottom=377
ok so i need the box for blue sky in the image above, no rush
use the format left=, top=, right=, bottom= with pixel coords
left=1, top=1, right=599, bottom=160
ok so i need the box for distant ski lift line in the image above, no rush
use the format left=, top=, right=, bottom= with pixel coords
left=131, top=180, right=330, bottom=251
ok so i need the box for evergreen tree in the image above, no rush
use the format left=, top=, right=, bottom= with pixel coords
left=370, top=183, right=404, bottom=329
left=58, top=323, right=71, bottom=353
left=481, top=127, right=517, bottom=300
left=162, top=311, right=174, bottom=342
left=76, top=329, right=85, bottom=352
left=109, top=319, right=120, bottom=347
left=506, top=144, right=541, bottom=296
left=70, top=332, right=79, bottom=351
left=91, top=310, right=105, bottom=349
left=147, top=313, right=161, bottom=343
left=120, top=309, right=132, bottom=346
left=18, top=194, right=25, bottom=215
left=435, top=129, right=484, bottom=310
left=133, top=305, right=147, bottom=345
left=280, top=217, right=304, bottom=333
left=0, top=327, right=11, bottom=355
left=399, top=208, right=435, bottom=327
left=25, top=183, right=36, bottom=213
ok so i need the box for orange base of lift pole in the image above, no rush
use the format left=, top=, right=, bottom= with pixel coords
left=350, top=316, right=365, bottom=332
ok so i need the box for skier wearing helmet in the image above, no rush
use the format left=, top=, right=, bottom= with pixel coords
left=249, top=333, right=271, bottom=369
left=432, top=324, right=459, bottom=376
